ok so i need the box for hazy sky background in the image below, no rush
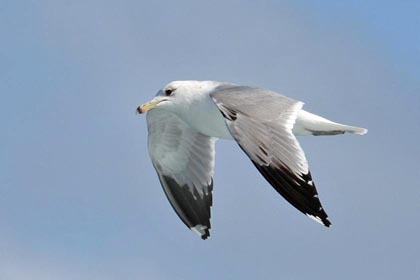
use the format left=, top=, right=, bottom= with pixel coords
left=1, top=1, right=420, bottom=279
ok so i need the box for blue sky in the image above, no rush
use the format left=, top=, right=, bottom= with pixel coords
left=1, top=1, right=420, bottom=279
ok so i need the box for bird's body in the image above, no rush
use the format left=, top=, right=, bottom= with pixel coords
left=175, top=84, right=233, bottom=140
left=137, top=80, right=367, bottom=239
left=153, top=80, right=366, bottom=140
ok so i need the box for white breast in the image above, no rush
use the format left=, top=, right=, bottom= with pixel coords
left=181, top=95, right=233, bottom=140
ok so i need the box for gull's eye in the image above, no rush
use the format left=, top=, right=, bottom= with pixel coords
left=165, top=88, right=174, bottom=96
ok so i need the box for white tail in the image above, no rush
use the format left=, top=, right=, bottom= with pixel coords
left=293, top=110, right=368, bottom=136
left=339, top=124, right=368, bottom=135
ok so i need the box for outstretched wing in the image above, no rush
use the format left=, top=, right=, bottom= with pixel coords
left=146, top=109, right=216, bottom=239
left=211, top=85, right=331, bottom=226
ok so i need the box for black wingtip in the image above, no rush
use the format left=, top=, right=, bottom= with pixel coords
left=191, top=225, right=210, bottom=240
left=325, top=219, right=332, bottom=227
left=159, top=175, right=213, bottom=240
left=201, top=231, right=210, bottom=240
left=322, top=218, right=332, bottom=227
left=314, top=206, right=332, bottom=227
left=249, top=160, right=334, bottom=229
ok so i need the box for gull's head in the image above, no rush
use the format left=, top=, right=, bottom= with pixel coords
left=136, top=80, right=221, bottom=114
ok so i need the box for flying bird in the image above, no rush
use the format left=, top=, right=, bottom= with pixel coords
left=136, top=81, right=367, bottom=239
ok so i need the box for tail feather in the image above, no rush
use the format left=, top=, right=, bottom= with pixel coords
left=293, top=110, right=368, bottom=136
left=340, top=124, right=368, bottom=135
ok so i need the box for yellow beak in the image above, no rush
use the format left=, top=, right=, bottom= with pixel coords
left=136, top=99, right=163, bottom=114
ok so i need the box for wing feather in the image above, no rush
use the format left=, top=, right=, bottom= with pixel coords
left=211, top=86, right=331, bottom=226
left=147, top=109, right=216, bottom=239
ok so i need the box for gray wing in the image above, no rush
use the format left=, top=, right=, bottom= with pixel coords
left=146, top=109, right=216, bottom=239
left=211, top=85, right=331, bottom=226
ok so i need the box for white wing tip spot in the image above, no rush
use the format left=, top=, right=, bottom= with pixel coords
left=306, top=214, right=324, bottom=225
left=191, top=224, right=208, bottom=237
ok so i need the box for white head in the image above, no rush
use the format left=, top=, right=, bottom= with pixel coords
left=136, top=80, right=222, bottom=114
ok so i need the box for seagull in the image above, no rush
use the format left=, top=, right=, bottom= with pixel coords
left=136, top=80, right=367, bottom=239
